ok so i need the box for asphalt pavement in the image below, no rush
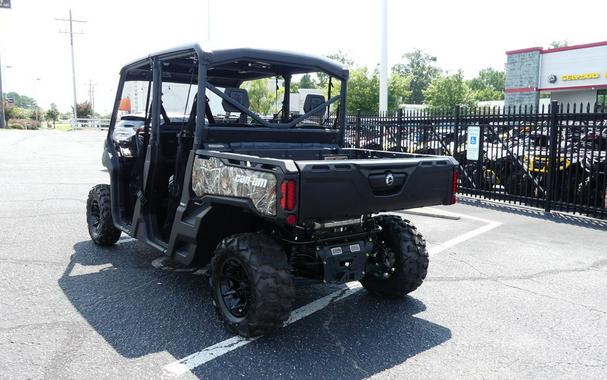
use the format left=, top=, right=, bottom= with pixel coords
left=1, top=129, right=606, bottom=379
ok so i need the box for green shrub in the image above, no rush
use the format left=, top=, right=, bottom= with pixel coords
left=6, top=119, right=40, bottom=130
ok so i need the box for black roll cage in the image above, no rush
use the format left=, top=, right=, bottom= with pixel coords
left=111, top=44, right=350, bottom=148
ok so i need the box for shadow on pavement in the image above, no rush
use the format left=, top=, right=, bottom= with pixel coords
left=59, top=239, right=451, bottom=378
left=460, top=197, right=607, bottom=231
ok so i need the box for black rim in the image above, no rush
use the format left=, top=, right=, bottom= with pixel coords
left=88, top=199, right=101, bottom=235
left=369, top=239, right=397, bottom=279
left=219, top=258, right=251, bottom=318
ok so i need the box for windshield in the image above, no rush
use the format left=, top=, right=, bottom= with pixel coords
left=205, top=71, right=343, bottom=129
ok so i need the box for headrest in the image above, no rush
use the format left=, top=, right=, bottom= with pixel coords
left=303, top=94, right=326, bottom=117
left=222, top=88, right=250, bottom=112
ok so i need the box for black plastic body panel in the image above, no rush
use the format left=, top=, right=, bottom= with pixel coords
left=296, top=155, right=458, bottom=221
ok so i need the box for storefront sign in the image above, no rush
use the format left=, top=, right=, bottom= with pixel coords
left=561, top=72, right=600, bottom=81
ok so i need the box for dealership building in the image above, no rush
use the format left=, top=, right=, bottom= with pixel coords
left=505, top=41, right=607, bottom=110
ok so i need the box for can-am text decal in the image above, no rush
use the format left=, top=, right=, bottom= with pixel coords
left=192, top=157, right=277, bottom=215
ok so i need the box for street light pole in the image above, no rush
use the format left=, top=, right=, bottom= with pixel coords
left=0, top=63, right=12, bottom=129
left=379, top=0, right=388, bottom=114
left=207, top=0, right=211, bottom=44
left=34, top=78, right=40, bottom=125
left=0, top=55, right=5, bottom=129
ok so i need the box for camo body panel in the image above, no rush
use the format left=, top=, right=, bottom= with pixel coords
left=192, top=157, right=277, bottom=215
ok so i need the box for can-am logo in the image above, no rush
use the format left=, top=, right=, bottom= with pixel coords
left=234, top=174, right=268, bottom=188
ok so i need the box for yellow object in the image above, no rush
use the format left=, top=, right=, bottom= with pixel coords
left=527, top=155, right=571, bottom=173
left=561, top=73, right=600, bottom=81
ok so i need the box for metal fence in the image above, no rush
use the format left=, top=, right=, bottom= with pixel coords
left=344, top=101, right=607, bottom=220
left=69, top=118, right=111, bottom=129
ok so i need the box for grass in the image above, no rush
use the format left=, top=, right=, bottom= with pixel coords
left=53, top=123, right=74, bottom=131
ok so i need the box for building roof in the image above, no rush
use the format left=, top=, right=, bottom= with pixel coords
left=506, top=40, right=607, bottom=55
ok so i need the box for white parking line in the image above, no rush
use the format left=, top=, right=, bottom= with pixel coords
left=162, top=209, right=502, bottom=376
left=163, top=282, right=363, bottom=376
left=117, top=237, right=137, bottom=244
left=427, top=221, right=501, bottom=256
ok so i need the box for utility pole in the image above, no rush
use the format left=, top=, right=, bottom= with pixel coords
left=379, top=0, right=388, bottom=114
left=0, top=0, right=12, bottom=129
left=88, top=79, right=96, bottom=126
left=56, top=9, right=86, bottom=127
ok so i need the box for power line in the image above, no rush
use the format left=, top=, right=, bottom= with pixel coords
left=55, top=9, right=86, bottom=125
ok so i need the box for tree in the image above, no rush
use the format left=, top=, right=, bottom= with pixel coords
left=388, top=73, right=412, bottom=111
left=346, top=67, right=378, bottom=113
left=549, top=40, right=569, bottom=48
left=46, top=103, right=60, bottom=128
left=318, top=51, right=354, bottom=89
left=298, top=74, right=317, bottom=89
left=74, top=101, right=93, bottom=118
left=326, top=51, right=354, bottom=67
left=5, top=105, right=29, bottom=120
left=29, top=105, right=44, bottom=121
left=472, top=87, right=504, bottom=102
left=345, top=67, right=412, bottom=113
left=392, top=49, right=441, bottom=104
left=468, top=68, right=505, bottom=101
left=242, top=79, right=281, bottom=116
left=424, top=71, right=476, bottom=109
left=2, top=92, right=36, bottom=109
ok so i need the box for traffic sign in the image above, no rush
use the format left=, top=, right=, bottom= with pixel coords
left=466, top=126, right=480, bottom=161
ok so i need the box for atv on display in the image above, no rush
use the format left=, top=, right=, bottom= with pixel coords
left=87, top=44, right=459, bottom=337
left=576, top=128, right=607, bottom=208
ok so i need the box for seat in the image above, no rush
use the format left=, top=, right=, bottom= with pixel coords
left=222, top=88, right=250, bottom=124
left=303, top=94, right=326, bottom=118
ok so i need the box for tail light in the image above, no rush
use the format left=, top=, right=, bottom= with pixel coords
left=280, top=180, right=297, bottom=211
left=280, top=179, right=297, bottom=225
left=451, top=169, right=459, bottom=204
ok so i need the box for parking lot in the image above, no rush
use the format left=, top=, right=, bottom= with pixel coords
left=1, top=129, right=606, bottom=379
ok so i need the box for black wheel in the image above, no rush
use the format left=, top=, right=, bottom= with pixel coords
left=210, top=233, right=295, bottom=337
left=503, top=171, right=530, bottom=196
left=86, top=184, right=121, bottom=246
left=361, top=215, right=429, bottom=298
left=577, top=180, right=606, bottom=208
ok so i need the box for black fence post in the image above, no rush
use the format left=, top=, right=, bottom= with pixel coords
left=453, top=105, right=460, bottom=156
left=545, top=101, right=559, bottom=213
left=355, top=109, right=361, bottom=148
left=397, top=108, right=403, bottom=151
left=379, top=111, right=384, bottom=150
left=476, top=124, right=485, bottom=191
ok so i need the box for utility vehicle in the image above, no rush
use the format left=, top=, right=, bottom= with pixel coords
left=87, top=44, right=459, bottom=337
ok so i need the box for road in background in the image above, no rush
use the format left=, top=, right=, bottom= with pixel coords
left=1, top=130, right=606, bottom=379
